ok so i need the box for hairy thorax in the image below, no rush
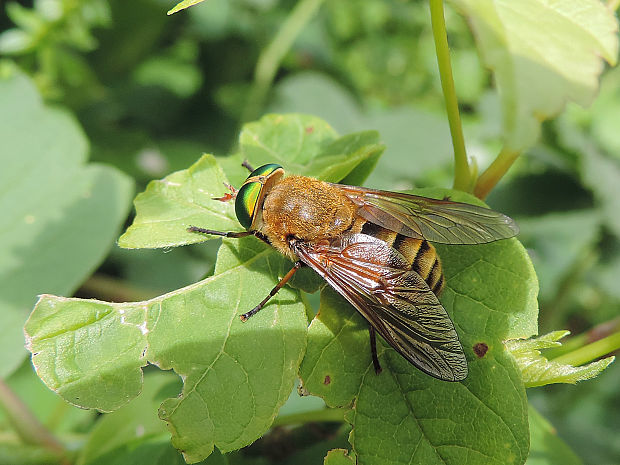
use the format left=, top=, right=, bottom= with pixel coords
left=259, top=176, right=357, bottom=257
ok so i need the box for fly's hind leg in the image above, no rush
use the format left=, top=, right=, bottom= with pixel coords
left=369, top=325, right=382, bottom=374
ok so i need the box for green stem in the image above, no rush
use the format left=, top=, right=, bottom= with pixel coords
left=0, top=379, right=66, bottom=457
left=429, top=0, right=470, bottom=191
left=552, top=331, right=620, bottom=367
left=272, top=407, right=346, bottom=427
left=78, top=273, right=161, bottom=302
left=241, top=0, right=325, bottom=124
left=474, top=147, right=520, bottom=199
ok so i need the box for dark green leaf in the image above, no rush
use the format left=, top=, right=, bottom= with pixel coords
left=301, top=189, right=538, bottom=465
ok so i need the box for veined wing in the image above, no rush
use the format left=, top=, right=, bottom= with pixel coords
left=292, top=233, right=467, bottom=381
left=334, top=184, right=518, bottom=244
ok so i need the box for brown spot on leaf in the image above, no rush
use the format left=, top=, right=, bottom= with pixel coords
left=323, top=375, right=331, bottom=385
left=305, top=126, right=314, bottom=134
left=473, top=342, right=489, bottom=358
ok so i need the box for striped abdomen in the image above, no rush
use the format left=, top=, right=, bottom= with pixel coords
left=352, top=220, right=445, bottom=296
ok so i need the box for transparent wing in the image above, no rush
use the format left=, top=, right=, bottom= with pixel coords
left=293, top=233, right=468, bottom=381
left=335, top=184, right=519, bottom=244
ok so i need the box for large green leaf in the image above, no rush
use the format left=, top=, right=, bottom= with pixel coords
left=120, top=114, right=383, bottom=249
left=300, top=189, right=538, bottom=465
left=450, top=0, right=618, bottom=151
left=0, top=70, right=133, bottom=378
left=26, top=237, right=307, bottom=463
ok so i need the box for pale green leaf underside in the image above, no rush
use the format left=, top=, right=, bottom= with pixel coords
left=506, top=331, right=614, bottom=388
left=301, top=189, right=538, bottom=465
left=452, top=0, right=619, bottom=151
left=167, top=0, right=206, bottom=15
left=0, top=70, right=133, bottom=378
left=25, top=239, right=307, bottom=463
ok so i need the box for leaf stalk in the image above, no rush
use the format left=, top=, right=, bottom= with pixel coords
left=474, top=147, right=520, bottom=199
left=552, top=331, right=620, bottom=367
left=241, top=0, right=325, bottom=124
left=0, top=379, right=67, bottom=460
left=429, top=0, right=470, bottom=191
left=272, top=407, right=346, bottom=427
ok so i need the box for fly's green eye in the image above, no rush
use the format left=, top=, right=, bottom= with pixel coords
left=234, top=163, right=284, bottom=229
left=235, top=181, right=261, bottom=229
left=248, top=163, right=283, bottom=178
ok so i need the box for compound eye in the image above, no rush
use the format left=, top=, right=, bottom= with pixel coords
left=235, top=181, right=262, bottom=230
left=234, top=163, right=284, bottom=229
left=247, top=163, right=283, bottom=178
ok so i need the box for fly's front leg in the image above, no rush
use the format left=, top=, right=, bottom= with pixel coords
left=241, top=261, right=303, bottom=321
left=242, top=160, right=255, bottom=172
left=187, top=227, right=252, bottom=238
left=369, top=325, right=382, bottom=374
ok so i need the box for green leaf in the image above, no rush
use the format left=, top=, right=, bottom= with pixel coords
left=118, top=154, right=238, bottom=249
left=526, top=406, right=582, bottom=465
left=119, top=114, right=384, bottom=250
left=300, top=189, right=538, bottom=465
left=270, top=73, right=454, bottom=189
left=167, top=0, right=208, bottom=15
left=0, top=70, right=133, bottom=378
left=25, top=237, right=308, bottom=463
left=451, top=0, right=619, bottom=151
left=239, top=114, right=384, bottom=183
left=324, top=449, right=355, bottom=465
left=77, top=372, right=181, bottom=465
left=506, top=331, right=614, bottom=388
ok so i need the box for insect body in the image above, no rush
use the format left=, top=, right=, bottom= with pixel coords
left=190, top=163, right=518, bottom=381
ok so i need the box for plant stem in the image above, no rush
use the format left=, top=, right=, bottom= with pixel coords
left=474, top=147, right=520, bottom=199
left=0, top=379, right=66, bottom=457
left=78, top=273, right=161, bottom=302
left=552, top=331, right=620, bottom=367
left=429, top=0, right=470, bottom=191
left=241, top=0, right=325, bottom=124
left=272, top=407, right=346, bottom=427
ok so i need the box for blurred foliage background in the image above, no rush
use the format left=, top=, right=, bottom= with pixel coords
left=0, top=0, right=619, bottom=464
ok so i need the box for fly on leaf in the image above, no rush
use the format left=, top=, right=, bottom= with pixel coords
left=189, top=163, right=518, bottom=381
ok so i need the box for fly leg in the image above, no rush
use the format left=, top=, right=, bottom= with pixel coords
left=241, top=261, right=303, bottom=321
left=369, top=325, right=382, bottom=374
left=242, top=160, right=255, bottom=172
left=187, top=227, right=252, bottom=238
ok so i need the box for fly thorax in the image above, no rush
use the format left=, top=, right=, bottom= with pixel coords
left=262, top=176, right=356, bottom=241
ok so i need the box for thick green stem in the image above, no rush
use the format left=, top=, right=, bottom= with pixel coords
left=272, top=407, right=346, bottom=427
left=241, top=0, right=325, bottom=124
left=0, top=379, right=66, bottom=457
left=430, top=0, right=470, bottom=191
left=552, top=331, right=620, bottom=367
left=474, top=147, right=520, bottom=199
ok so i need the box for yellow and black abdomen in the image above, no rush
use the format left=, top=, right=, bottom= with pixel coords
left=356, top=220, right=445, bottom=296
